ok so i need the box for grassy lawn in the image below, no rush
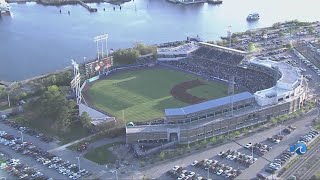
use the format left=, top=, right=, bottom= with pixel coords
left=85, top=68, right=229, bottom=122
left=187, top=82, right=228, bottom=100
left=84, top=142, right=123, bottom=165
left=0, top=104, right=9, bottom=111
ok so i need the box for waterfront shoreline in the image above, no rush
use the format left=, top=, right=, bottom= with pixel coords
left=6, top=0, right=130, bottom=5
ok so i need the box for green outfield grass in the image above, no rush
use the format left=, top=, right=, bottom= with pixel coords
left=86, top=68, right=229, bottom=122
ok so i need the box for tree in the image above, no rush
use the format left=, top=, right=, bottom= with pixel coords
left=186, top=144, right=191, bottom=152
left=210, top=137, right=217, bottom=144
left=80, top=112, right=92, bottom=128
left=18, top=92, right=27, bottom=100
left=271, top=118, right=277, bottom=124
left=177, top=148, right=183, bottom=155
left=133, top=42, right=156, bottom=55
left=37, top=85, right=77, bottom=131
left=42, top=75, right=57, bottom=87
left=159, top=151, right=165, bottom=160
left=113, top=48, right=140, bottom=65
left=286, top=42, right=293, bottom=49
left=15, top=116, right=28, bottom=125
left=56, top=71, right=72, bottom=86
left=234, top=131, right=240, bottom=136
left=278, top=31, right=285, bottom=37
left=248, top=42, right=256, bottom=52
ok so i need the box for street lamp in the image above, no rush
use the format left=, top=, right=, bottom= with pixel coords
left=76, top=154, right=83, bottom=172
left=111, top=170, right=118, bottom=180
left=18, top=131, right=23, bottom=143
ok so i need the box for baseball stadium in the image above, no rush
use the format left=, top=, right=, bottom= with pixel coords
left=78, top=41, right=309, bottom=148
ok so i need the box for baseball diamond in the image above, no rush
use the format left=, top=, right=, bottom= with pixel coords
left=82, top=67, right=230, bottom=122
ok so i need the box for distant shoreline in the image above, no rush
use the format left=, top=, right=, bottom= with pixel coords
left=6, top=0, right=130, bottom=6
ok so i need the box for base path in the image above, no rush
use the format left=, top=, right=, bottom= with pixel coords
left=170, top=79, right=206, bottom=104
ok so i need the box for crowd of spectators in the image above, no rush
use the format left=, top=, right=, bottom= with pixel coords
left=192, top=46, right=245, bottom=66
left=161, top=46, right=277, bottom=93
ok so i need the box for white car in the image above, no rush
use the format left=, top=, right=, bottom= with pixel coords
left=218, top=151, right=225, bottom=156
left=225, top=173, right=232, bottom=178
left=188, top=171, right=195, bottom=177
left=245, top=143, right=252, bottom=149
left=226, top=155, right=232, bottom=159
left=191, top=160, right=198, bottom=166
left=229, top=155, right=236, bottom=161
left=274, top=139, right=280, bottom=144
left=172, top=166, right=180, bottom=171
left=206, top=160, right=213, bottom=165
left=216, top=169, right=223, bottom=175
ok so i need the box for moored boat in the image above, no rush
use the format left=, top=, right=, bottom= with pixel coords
left=247, top=13, right=260, bottom=21
left=207, top=0, right=222, bottom=4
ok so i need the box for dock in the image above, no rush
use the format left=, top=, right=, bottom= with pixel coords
left=76, top=0, right=97, bottom=12
left=6, top=0, right=36, bottom=3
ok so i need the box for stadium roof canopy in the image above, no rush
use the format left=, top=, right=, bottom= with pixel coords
left=199, top=42, right=247, bottom=55
left=165, top=92, right=254, bottom=116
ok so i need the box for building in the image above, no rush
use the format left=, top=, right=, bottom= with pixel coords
left=126, top=55, right=308, bottom=144
left=157, top=42, right=199, bottom=61
left=79, top=103, right=116, bottom=128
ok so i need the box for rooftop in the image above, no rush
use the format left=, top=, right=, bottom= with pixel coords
left=79, top=103, right=114, bottom=126
left=157, top=42, right=199, bottom=53
left=199, top=42, right=248, bottom=55
left=249, top=58, right=301, bottom=86
left=165, top=92, right=254, bottom=116
left=127, top=103, right=261, bottom=133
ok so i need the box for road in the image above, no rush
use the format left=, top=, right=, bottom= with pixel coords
left=122, top=108, right=319, bottom=180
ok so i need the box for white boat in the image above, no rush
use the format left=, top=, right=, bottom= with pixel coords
left=0, top=0, right=11, bottom=14
left=247, top=13, right=259, bottom=21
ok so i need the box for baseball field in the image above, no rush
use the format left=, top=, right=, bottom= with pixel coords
left=85, top=67, right=229, bottom=122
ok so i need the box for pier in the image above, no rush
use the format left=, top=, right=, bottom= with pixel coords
left=76, top=0, right=97, bottom=12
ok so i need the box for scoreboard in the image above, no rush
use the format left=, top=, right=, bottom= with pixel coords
left=84, top=56, right=113, bottom=77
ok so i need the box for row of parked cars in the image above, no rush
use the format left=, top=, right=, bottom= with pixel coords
left=167, top=165, right=204, bottom=180
left=0, top=118, right=54, bottom=143
left=218, top=149, right=257, bottom=167
left=245, top=142, right=272, bottom=156
left=259, top=47, right=288, bottom=56
left=0, top=130, right=91, bottom=180
left=192, top=157, right=243, bottom=179
left=260, top=130, right=319, bottom=178
left=77, top=141, right=89, bottom=152
left=0, top=153, right=49, bottom=180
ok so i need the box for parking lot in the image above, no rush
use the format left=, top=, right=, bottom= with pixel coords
left=0, top=120, right=92, bottom=180
left=256, top=129, right=319, bottom=180
left=125, top=107, right=319, bottom=180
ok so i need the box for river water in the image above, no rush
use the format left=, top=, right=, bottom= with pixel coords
left=0, top=0, right=319, bottom=81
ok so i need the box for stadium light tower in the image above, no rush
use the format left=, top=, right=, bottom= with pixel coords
left=94, top=34, right=109, bottom=60
left=71, top=59, right=82, bottom=104
left=228, top=76, right=235, bottom=116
